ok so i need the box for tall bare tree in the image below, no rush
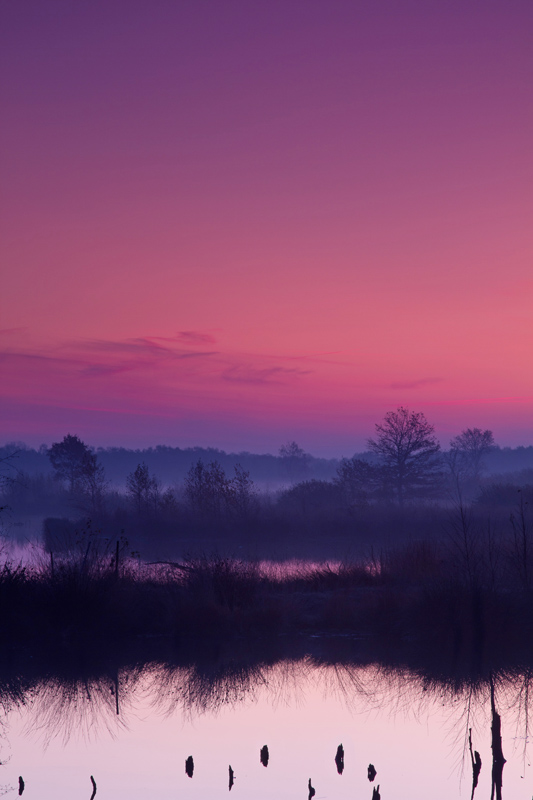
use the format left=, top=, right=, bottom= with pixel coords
left=279, top=441, right=310, bottom=482
left=48, top=434, right=107, bottom=512
left=48, top=434, right=90, bottom=493
left=367, top=407, right=441, bottom=507
left=449, top=428, right=494, bottom=482
left=126, top=462, right=159, bottom=516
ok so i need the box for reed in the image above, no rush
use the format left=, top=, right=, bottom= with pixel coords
left=1, top=532, right=533, bottom=670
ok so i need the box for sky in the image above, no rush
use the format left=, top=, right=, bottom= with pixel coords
left=1, top=0, right=532, bottom=457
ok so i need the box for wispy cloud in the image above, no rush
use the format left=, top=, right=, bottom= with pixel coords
left=81, top=363, right=139, bottom=378
left=389, top=377, right=443, bottom=390
left=0, top=328, right=28, bottom=337
left=222, top=365, right=311, bottom=385
left=175, top=331, right=217, bottom=345
left=76, top=337, right=213, bottom=356
left=0, top=334, right=311, bottom=394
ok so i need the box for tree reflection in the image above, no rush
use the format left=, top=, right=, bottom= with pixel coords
left=1, top=638, right=533, bottom=797
left=22, top=668, right=141, bottom=746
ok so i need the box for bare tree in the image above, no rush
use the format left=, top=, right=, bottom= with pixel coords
left=184, top=460, right=231, bottom=519
left=279, top=441, right=311, bottom=481
left=48, top=434, right=107, bottom=511
left=184, top=460, right=257, bottom=521
left=367, top=407, right=441, bottom=507
left=0, top=446, right=22, bottom=518
left=450, top=428, right=494, bottom=481
left=228, top=464, right=258, bottom=519
left=48, top=434, right=90, bottom=493
left=80, top=450, right=108, bottom=513
left=126, top=462, right=158, bottom=516
left=335, top=457, right=380, bottom=509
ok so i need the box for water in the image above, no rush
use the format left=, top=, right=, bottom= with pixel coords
left=1, top=655, right=532, bottom=799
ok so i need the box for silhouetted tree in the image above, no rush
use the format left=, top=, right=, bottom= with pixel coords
left=335, top=457, right=381, bottom=508
left=279, top=441, right=311, bottom=481
left=48, top=435, right=106, bottom=511
left=448, top=428, right=495, bottom=498
left=80, top=450, right=107, bottom=513
left=368, top=408, right=441, bottom=507
left=0, top=447, right=21, bottom=515
left=228, top=464, right=258, bottom=519
left=278, top=479, right=340, bottom=515
left=48, top=434, right=91, bottom=493
left=185, top=460, right=257, bottom=522
left=0, top=446, right=21, bottom=490
left=126, top=462, right=158, bottom=515
left=184, top=460, right=231, bottom=519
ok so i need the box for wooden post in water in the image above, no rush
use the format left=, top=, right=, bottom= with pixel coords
left=115, top=670, right=120, bottom=716
left=185, top=756, right=194, bottom=778
left=468, top=727, right=482, bottom=799
left=490, top=676, right=506, bottom=800
left=89, top=775, right=97, bottom=799
left=335, top=744, right=344, bottom=774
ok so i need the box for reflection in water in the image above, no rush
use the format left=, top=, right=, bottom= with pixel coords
left=25, top=673, right=135, bottom=747
left=469, top=728, right=482, bottom=798
left=1, top=641, right=533, bottom=798
left=490, top=677, right=506, bottom=800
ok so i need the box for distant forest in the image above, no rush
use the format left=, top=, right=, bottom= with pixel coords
left=0, top=440, right=336, bottom=487
left=1, top=418, right=533, bottom=562
left=2, top=439, right=533, bottom=488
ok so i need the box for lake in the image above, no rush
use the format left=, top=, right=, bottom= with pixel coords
left=1, top=642, right=531, bottom=799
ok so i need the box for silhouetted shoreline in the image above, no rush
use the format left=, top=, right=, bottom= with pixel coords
left=2, top=547, right=533, bottom=687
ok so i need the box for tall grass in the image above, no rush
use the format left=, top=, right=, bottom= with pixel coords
left=2, top=509, right=533, bottom=672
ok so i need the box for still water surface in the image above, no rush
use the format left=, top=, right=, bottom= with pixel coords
left=1, top=655, right=531, bottom=799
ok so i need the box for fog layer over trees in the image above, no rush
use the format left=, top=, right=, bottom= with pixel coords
left=1, top=409, right=532, bottom=562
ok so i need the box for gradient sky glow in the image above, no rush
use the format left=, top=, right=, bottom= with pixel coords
left=1, top=1, right=532, bottom=455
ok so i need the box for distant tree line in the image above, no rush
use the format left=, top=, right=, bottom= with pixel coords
left=1, top=411, right=532, bottom=563
left=32, top=410, right=502, bottom=515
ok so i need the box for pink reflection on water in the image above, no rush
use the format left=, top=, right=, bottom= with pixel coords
left=2, top=663, right=532, bottom=800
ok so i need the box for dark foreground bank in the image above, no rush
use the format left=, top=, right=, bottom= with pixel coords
left=2, top=536, right=533, bottom=678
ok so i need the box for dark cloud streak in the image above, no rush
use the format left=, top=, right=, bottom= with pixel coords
left=389, top=378, right=443, bottom=390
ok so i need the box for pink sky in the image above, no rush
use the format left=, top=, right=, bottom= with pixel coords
left=1, top=1, right=532, bottom=456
